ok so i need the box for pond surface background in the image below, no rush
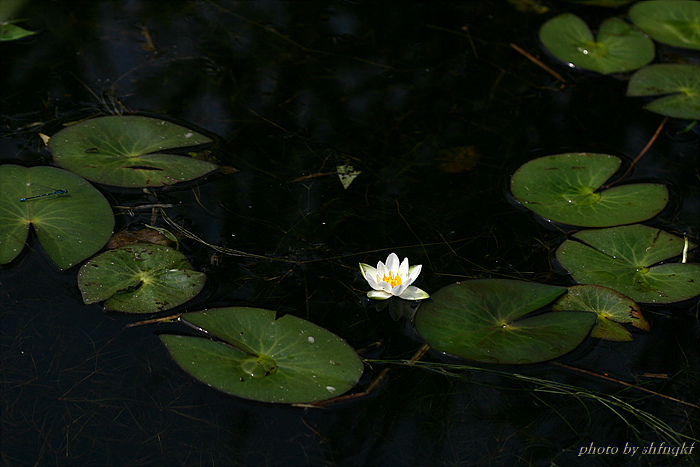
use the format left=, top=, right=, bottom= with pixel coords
left=1, top=1, right=698, bottom=466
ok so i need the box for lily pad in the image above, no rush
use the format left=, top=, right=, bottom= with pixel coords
left=77, top=243, right=205, bottom=313
left=414, top=279, right=596, bottom=364
left=556, top=224, right=700, bottom=303
left=539, top=13, right=655, bottom=74
left=0, top=21, right=36, bottom=41
left=553, top=285, right=648, bottom=341
left=337, top=165, right=361, bottom=189
left=627, top=64, right=700, bottom=120
left=49, top=116, right=218, bottom=187
left=510, top=153, right=668, bottom=227
left=629, top=0, right=700, bottom=50
left=0, top=164, right=114, bottom=269
left=160, top=307, right=364, bottom=403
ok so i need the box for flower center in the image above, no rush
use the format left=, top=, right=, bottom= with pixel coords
left=381, top=271, right=402, bottom=288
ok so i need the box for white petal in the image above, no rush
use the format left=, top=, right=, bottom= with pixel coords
left=385, top=253, right=400, bottom=273
left=408, top=264, right=421, bottom=275
left=359, top=263, right=377, bottom=282
left=391, top=282, right=408, bottom=296
left=376, top=280, right=393, bottom=293
left=406, top=264, right=422, bottom=285
left=368, top=289, right=393, bottom=300
left=398, top=257, right=409, bottom=278
left=398, top=286, right=430, bottom=300
left=365, top=273, right=381, bottom=291
left=377, top=260, right=388, bottom=278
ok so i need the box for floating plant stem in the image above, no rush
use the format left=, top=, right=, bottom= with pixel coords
left=368, top=358, right=698, bottom=446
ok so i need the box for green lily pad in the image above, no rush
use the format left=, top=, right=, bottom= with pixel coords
left=510, top=153, right=668, bottom=227
left=160, top=307, right=364, bottom=403
left=553, top=285, right=648, bottom=341
left=0, top=21, right=36, bottom=41
left=629, top=0, right=700, bottom=50
left=337, top=165, right=361, bottom=189
left=627, top=64, right=700, bottom=120
left=49, top=116, right=218, bottom=188
left=539, top=13, right=655, bottom=74
left=77, top=243, right=206, bottom=313
left=0, top=164, right=114, bottom=270
left=556, top=224, right=700, bottom=303
left=414, top=279, right=596, bottom=364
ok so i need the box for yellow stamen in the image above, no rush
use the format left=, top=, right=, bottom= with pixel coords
left=381, top=271, right=402, bottom=288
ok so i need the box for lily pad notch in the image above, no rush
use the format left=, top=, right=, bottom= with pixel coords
left=160, top=307, right=364, bottom=403
left=539, top=13, right=655, bottom=74
left=553, top=285, right=649, bottom=341
left=510, top=152, right=668, bottom=227
left=627, top=64, right=700, bottom=120
left=0, top=164, right=114, bottom=269
left=556, top=224, right=700, bottom=304
left=414, top=279, right=597, bottom=364
left=49, top=115, right=219, bottom=187
left=77, top=243, right=206, bottom=313
left=629, top=0, right=700, bottom=51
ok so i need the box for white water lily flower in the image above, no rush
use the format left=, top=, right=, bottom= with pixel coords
left=359, top=253, right=430, bottom=300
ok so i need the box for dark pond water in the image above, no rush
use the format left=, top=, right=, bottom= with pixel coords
left=1, top=1, right=699, bottom=466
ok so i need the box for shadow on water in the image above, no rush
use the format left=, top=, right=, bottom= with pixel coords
left=1, top=1, right=698, bottom=466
